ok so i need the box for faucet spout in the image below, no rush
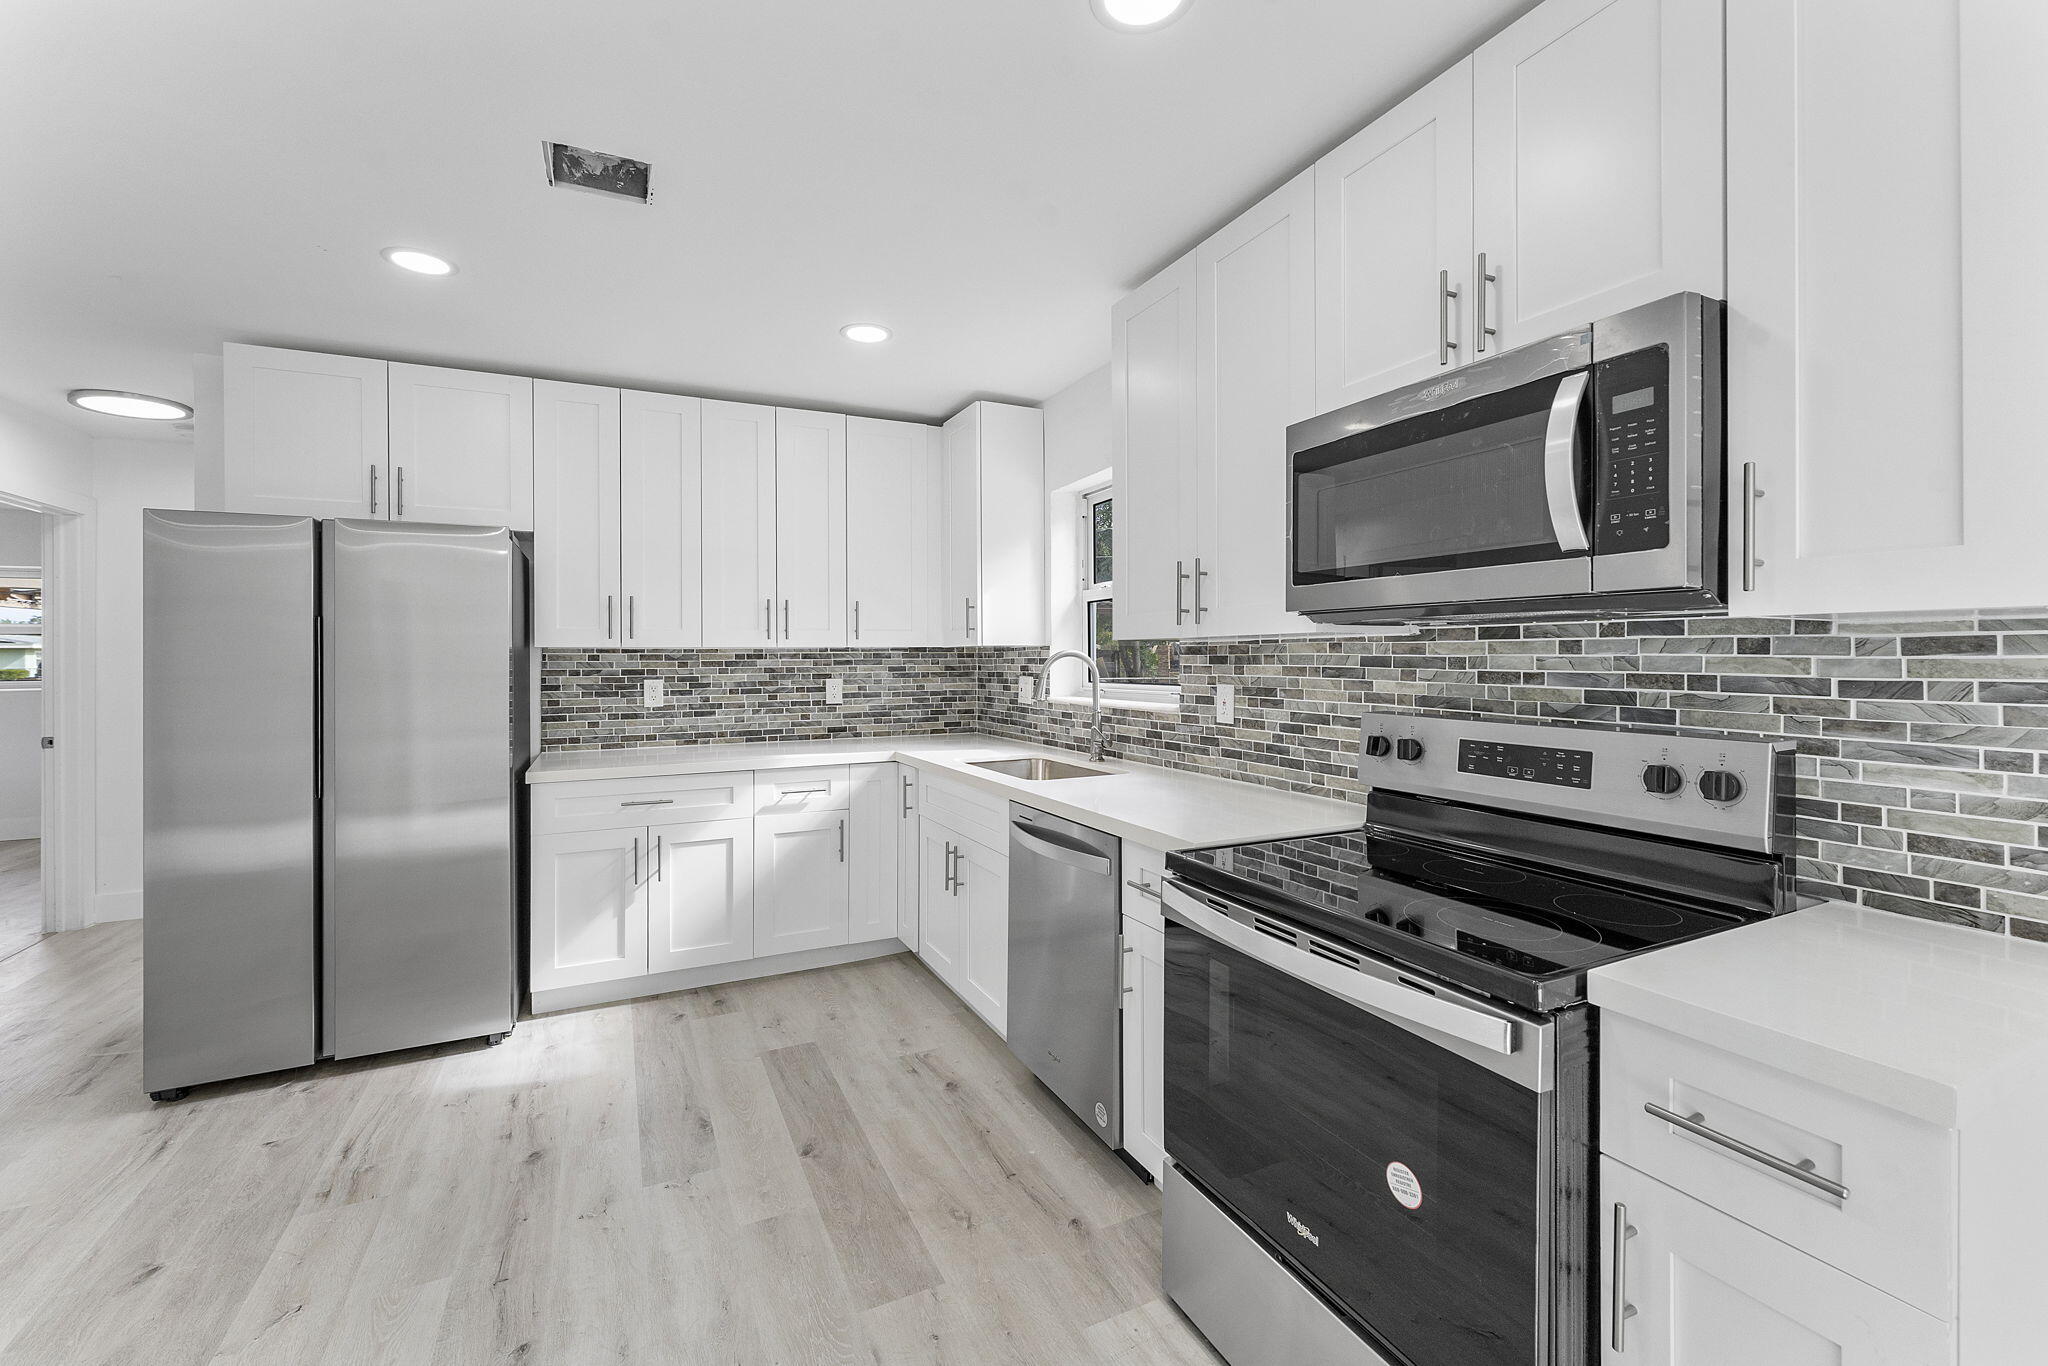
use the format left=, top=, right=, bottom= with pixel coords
left=1042, top=649, right=1108, bottom=763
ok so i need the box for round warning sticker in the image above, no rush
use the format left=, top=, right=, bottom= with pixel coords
left=1386, top=1161, right=1424, bottom=1210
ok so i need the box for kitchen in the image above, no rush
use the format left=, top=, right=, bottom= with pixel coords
left=3, top=0, right=2046, bottom=1363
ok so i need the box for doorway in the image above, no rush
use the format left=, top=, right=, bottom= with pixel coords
left=0, top=505, right=49, bottom=957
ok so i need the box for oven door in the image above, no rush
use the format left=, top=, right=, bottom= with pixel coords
left=1162, top=882, right=1564, bottom=1366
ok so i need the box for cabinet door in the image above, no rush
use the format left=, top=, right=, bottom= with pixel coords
left=846, top=417, right=932, bottom=646
left=620, top=390, right=704, bottom=647
left=753, top=810, right=850, bottom=957
left=532, top=380, right=621, bottom=647
left=222, top=344, right=387, bottom=518
left=1473, top=0, right=1723, bottom=351
left=1599, top=1158, right=1951, bottom=1366
left=896, top=767, right=920, bottom=948
left=847, top=764, right=898, bottom=943
left=918, top=822, right=964, bottom=984
left=975, top=403, right=1047, bottom=648
left=1197, top=169, right=1317, bottom=639
left=939, top=407, right=981, bottom=645
left=773, top=408, right=847, bottom=647
left=644, top=817, right=753, bottom=974
left=955, top=836, right=1008, bottom=1036
left=1313, top=60, right=1476, bottom=410
left=1111, top=258, right=1199, bottom=643
left=387, top=363, right=534, bottom=529
left=701, top=400, right=779, bottom=647
left=1120, top=915, right=1166, bottom=1182
left=530, top=827, right=647, bottom=991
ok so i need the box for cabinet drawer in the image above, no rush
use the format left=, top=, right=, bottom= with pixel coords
left=920, top=774, right=1010, bottom=852
left=531, top=771, right=754, bottom=834
left=1603, top=1012, right=1955, bottom=1318
left=1121, top=842, right=1167, bottom=931
left=754, top=765, right=850, bottom=813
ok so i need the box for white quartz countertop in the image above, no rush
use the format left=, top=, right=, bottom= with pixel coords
left=526, top=733, right=1363, bottom=852
left=1589, top=900, right=2048, bottom=1127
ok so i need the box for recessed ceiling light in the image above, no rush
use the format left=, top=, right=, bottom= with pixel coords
left=381, top=247, right=456, bottom=276
left=1092, top=0, right=1191, bottom=31
left=840, top=323, right=892, bottom=345
left=67, top=389, right=192, bottom=421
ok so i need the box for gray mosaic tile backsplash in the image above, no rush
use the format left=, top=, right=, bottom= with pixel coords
left=542, top=611, right=2048, bottom=941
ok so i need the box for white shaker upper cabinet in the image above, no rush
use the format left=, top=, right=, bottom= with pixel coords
left=773, top=408, right=847, bottom=648
left=1314, top=60, right=1476, bottom=411
left=1110, top=256, right=1200, bottom=643
left=620, top=390, right=704, bottom=648
left=940, top=402, right=1046, bottom=648
left=531, top=380, right=622, bottom=648
left=222, top=344, right=387, bottom=519
left=1197, top=168, right=1317, bottom=638
left=845, top=417, right=934, bottom=647
left=939, top=409, right=982, bottom=646
left=386, top=363, right=534, bottom=529
left=1727, top=0, right=2048, bottom=616
left=700, top=400, right=779, bottom=647
left=1472, top=0, right=1724, bottom=352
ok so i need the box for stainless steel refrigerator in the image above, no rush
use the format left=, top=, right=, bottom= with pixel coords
left=142, top=511, right=528, bottom=1100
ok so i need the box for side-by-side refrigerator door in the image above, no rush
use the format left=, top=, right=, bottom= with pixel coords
left=143, top=509, right=318, bottom=1095
left=322, top=519, right=518, bottom=1059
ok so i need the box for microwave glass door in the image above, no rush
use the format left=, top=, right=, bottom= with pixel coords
left=1164, top=920, right=1542, bottom=1366
left=1293, top=372, right=1592, bottom=587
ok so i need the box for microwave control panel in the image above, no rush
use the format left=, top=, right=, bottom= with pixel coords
left=1593, top=345, right=1672, bottom=554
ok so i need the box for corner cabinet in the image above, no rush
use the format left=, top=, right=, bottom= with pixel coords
left=940, top=402, right=1045, bottom=647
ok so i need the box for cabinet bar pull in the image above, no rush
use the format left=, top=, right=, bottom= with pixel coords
left=1438, top=268, right=1460, bottom=366
left=1122, top=941, right=1135, bottom=995
left=1125, top=878, right=1161, bottom=901
left=631, top=835, right=640, bottom=887
left=605, top=595, right=615, bottom=640
left=964, top=598, right=976, bottom=638
left=781, top=599, right=790, bottom=639
left=368, top=464, right=380, bottom=515
left=837, top=819, right=845, bottom=863
left=1194, top=557, right=1208, bottom=622
left=395, top=466, right=406, bottom=518
left=628, top=595, right=636, bottom=640
left=618, top=798, right=674, bottom=807
left=653, top=834, right=664, bottom=883
left=765, top=598, right=774, bottom=641
left=1476, top=252, right=1497, bottom=354
left=1644, top=1102, right=1849, bottom=1199
left=943, top=843, right=956, bottom=893
left=901, top=773, right=913, bottom=817
left=777, top=784, right=832, bottom=797
left=1611, top=1203, right=1637, bottom=1352
left=1742, top=462, right=1765, bottom=593
left=853, top=600, right=860, bottom=640
left=1174, top=561, right=1189, bottom=625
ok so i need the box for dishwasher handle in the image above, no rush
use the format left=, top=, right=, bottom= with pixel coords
left=1010, top=821, right=1113, bottom=877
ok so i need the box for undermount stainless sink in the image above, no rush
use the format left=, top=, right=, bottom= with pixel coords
left=970, top=757, right=1113, bottom=782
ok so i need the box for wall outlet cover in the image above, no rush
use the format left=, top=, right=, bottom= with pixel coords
left=643, top=677, right=666, bottom=708
left=1216, top=682, right=1235, bottom=725
left=1019, top=674, right=1037, bottom=704
left=825, top=677, right=845, bottom=705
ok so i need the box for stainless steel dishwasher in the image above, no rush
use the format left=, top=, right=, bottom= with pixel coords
left=1007, top=803, right=1124, bottom=1149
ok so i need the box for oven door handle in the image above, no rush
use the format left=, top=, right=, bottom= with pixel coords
left=1543, top=371, right=1592, bottom=553
left=1163, top=884, right=1517, bottom=1056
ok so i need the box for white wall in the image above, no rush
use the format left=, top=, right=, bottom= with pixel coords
left=89, top=438, right=195, bottom=921
left=0, top=507, right=41, bottom=564
left=0, top=398, right=93, bottom=514
left=1043, top=365, right=1111, bottom=493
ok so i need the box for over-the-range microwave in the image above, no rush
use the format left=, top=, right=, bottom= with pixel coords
left=1286, top=292, right=1725, bottom=624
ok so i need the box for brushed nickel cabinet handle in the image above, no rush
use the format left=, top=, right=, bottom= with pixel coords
left=765, top=598, right=773, bottom=641
left=368, top=464, right=380, bottom=515
left=1611, top=1202, right=1638, bottom=1352
left=605, top=595, right=615, bottom=640
left=631, top=835, right=640, bottom=887
left=618, top=798, right=674, bottom=808
left=964, top=597, right=977, bottom=637
left=1194, top=557, right=1207, bottom=622
left=1645, top=1102, right=1848, bottom=1199
left=628, top=595, right=636, bottom=640
left=395, top=466, right=406, bottom=518
left=1125, top=878, right=1161, bottom=901
left=1742, top=462, right=1765, bottom=593
left=653, top=834, right=664, bottom=883
left=838, top=819, right=846, bottom=863
left=1174, top=561, right=1189, bottom=625
left=1476, top=252, right=1497, bottom=354
left=782, top=599, right=790, bottom=639
left=1438, top=268, right=1460, bottom=366
left=901, top=773, right=913, bottom=817
left=853, top=600, right=860, bottom=640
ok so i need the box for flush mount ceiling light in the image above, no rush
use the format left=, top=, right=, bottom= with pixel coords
left=381, top=247, right=456, bottom=276
left=67, top=389, right=192, bottom=421
left=1092, top=0, right=1191, bottom=31
left=840, top=323, right=892, bottom=344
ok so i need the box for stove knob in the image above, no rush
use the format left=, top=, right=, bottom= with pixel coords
left=1395, top=738, right=1425, bottom=762
left=1364, top=907, right=1391, bottom=925
left=1395, top=917, right=1425, bottom=937
left=1364, top=734, right=1392, bottom=758
left=1698, top=769, right=1745, bottom=804
left=1641, top=763, right=1685, bottom=796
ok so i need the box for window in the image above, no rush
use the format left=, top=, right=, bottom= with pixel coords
left=0, top=575, right=42, bottom=683
left=1078, top=487, right=1178, bottom=699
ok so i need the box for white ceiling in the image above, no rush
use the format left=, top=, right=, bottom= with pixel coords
left=0, top=0, right=1533, bottom=442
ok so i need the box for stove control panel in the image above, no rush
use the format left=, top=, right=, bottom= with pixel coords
left=1459, top=739, right=1593, bottom=789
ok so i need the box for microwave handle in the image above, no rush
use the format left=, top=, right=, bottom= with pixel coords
left=1543, top=372, right=1592, bottom=553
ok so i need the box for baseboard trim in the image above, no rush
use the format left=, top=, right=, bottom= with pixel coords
left=529, top=937, right=909, bottom=1015
left=92, top=887, right=142, bottom=923
left=0, top=818, right=38, bottom=841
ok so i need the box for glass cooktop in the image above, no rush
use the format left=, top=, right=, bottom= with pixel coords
left=1166, top=826, right=1753, bottom=1012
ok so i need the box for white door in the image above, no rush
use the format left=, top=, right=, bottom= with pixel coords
left=1599, top=1158, right=1951, bottom=1365
left=644, top=817, right=753, bottom=974
left=955, top=836, right=1008, bottom=1036
left=701, top=400, right=778, bottom=646
left=1198, top=169, right=1317, bottom=638
left=1119, top=915, right=1166, bottom=1181
left=1472, top=0, right=1724, bottom=351
left=222, top=344, right=387, bottom=519
left=939, top=407, right=981, bottom=645
left=847, top=764, right=898, bottom=943
left=531, top=380, right=621, bottom=647
left=530, top=827, right=647, bottom=991
left=1111, top=257, right=1199, bottom=643
left=773, top=408, right=847, bottom=647
left=386, top=363, right=534, bottom=528
left=620, top=390, right=704, bottom=647
left=1313, top=60, right=1476, bottom=410
left=896, top=766, right=920, bottom=948
left=918, top=822, right=964, bottom=984
left=846, top=417, right=932, bottom=646
left=753, top=810, right=850, bottom=957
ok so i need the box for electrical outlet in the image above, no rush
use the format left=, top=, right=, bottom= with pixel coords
left=1215, top=682, right=1235, bottom=725
left=643, top=678, right=666, bottom=708
left=1019, top=674, right=1037, bottom=704
left=825, top=677, right=844, bottom=705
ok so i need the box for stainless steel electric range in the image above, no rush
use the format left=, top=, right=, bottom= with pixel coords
left=1158, top=714, right=1796, bottom=1366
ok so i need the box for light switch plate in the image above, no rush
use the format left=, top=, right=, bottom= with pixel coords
left=825, top=677, right=845, bottom=705
left=1216, top=682, right=1235, bottom=725
left=1019, top=674, right=1037, bottom=704
left=643, top=678, right=666, bottom=708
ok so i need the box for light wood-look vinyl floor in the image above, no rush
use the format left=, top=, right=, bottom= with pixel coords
left=0, top=922, right=1223, bottom=1366
left=0, top=839, right=42, bottom=962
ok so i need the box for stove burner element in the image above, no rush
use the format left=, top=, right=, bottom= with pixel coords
left=1455, top=907, right=1566, bottom=945
left=1549, top=892, right=1688, bottom=931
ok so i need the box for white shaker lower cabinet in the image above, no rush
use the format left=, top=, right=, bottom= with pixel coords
left=1119, top=914, right=1166, bottom=1182
left=753, top=810, right=851, bottom=957
left=643, top=818, right=753, bottom=974
left=895, top=766, right=921, bottom=948
left=1599, top=1157, right=1950, bottom=1365
left=917, top=816, right=1008, bottom=1036
left=917, top=823, right=965, bottom=984
left=530, top=827, right=648, bottom=991
left=847, top=764, right=899, bottom=943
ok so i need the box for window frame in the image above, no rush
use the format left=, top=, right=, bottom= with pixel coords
left=0, top=568, right=44, bottom=686
left=1071, top=484, right=1179, bottom=706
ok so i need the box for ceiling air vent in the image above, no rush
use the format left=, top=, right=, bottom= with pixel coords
left=542, top=142, right=652, bottom=204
